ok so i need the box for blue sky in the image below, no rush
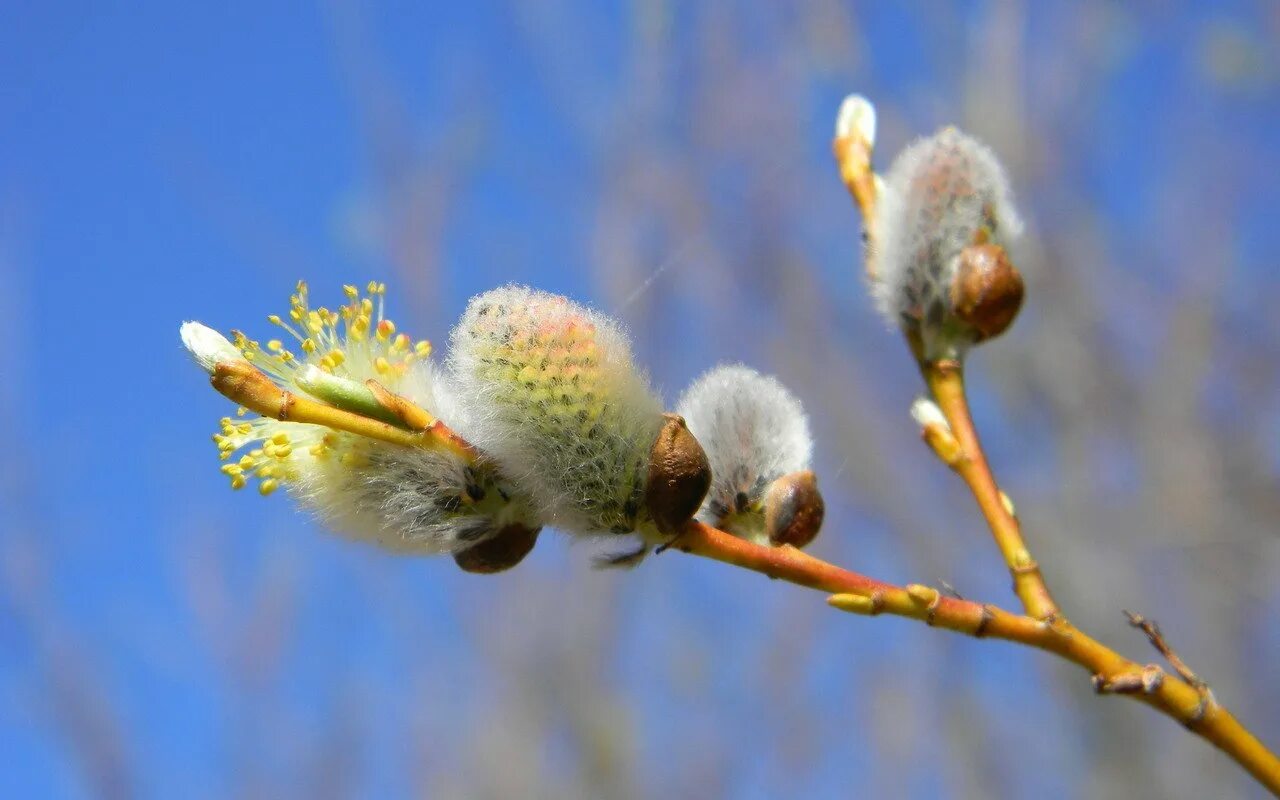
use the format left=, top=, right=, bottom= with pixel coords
left=3, top=2, right=1279, bottom=798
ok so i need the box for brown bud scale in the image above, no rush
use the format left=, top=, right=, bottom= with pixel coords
left=764, top=470, right=825, bottom=549
left=644, top=413, right=712, bottom=535
left=950, top=243, right=1024, bottom=341
left=454, top=524, right=541, bottom=574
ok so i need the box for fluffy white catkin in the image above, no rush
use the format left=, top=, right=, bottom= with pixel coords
left=872, top=127, right=1023, bottom=354
left=676, top=364, right=813, bottom=541
left=446, top=285, right=666, bottom=537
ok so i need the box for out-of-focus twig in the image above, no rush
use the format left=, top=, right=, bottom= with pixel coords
left=1124, top=610, right=1213, bottom=694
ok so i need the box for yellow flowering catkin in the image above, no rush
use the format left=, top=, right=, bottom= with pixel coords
left=181, top=283, right=540, bottom=561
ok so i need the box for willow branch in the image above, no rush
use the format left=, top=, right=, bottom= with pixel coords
left=1125, top=610, right=1211, bottom=692
left=829, top=113, right=1279, bottom=792
left=673, top=522, right=1280, bottom=795
left=209, top=360, right=476, bottom=461
left=923, top=360, right=1059, bottom=620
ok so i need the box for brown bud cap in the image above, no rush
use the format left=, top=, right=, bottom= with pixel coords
left=950, top=243, right=1024, bottom=342
left=764, top=470, right=825, bottom=548
left=644, top=413, right=711, bottom=535
left=453, top=524, right=541, bottom=574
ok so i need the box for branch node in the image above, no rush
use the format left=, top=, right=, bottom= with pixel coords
left=1009, top=549, right=1038, bottom=574
left=1092, top=664, right=1164, bottom=695
left=827, top=593, right=878, bottom=616
left=277, top=389, right=296, bottom=421
left=1183, top=692, right=1215, bottom=730
left=905, top=584, right=942, bottom=625
left=999, top=490, right=1017, bottom=518
left=973, top=604, right=995, bottom=638
left=1037, top=614, right=1065, bottom=637
left=868, top=589, right=886, bottom=615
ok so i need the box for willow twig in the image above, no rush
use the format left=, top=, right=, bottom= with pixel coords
left=923, top=360, right=1059, bottom=620
left=674, top=522, right=1280, bottom=794
left=1125, top=610, right=1212, bottom=693
left=831, top=111, right=1279, bottom=793
left=209, top=360, right=474, bottom=461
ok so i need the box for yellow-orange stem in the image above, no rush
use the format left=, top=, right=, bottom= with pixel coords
left=924, top=359, right=1059, bottom=620
left=676, top=522, right=1280, bottom=794
left=210, top=360, right=474, bottom=461
left=832, top=133, right=880, bottom=279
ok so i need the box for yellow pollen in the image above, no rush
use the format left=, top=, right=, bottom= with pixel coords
left=376, top=319, right=395, bottom=340
left=344, top=284, right=359, bottom=299
left=339, top=451, right=369, bottom=467
left=415, top=340, right=432, bottom=357
left=301, top=339, right=315, bottom=353
left=267, top=314, right=282, bottom=325
left=231, top=475, right=247, bottom=490
left=259, top=479, right=279, bottom=496
left=374, top=356, right=391, bottom=374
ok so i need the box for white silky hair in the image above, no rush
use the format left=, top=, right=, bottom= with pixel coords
left=445, top=285, right=665, bottom=538
left=180, top=320, right=243, bottom=373
left=871, top=127, right=1023, bottom=330
left=675, top=364, right=813, bottom=530
left=285, top=360, right=535, bottom=555
left=295, top=437, right=495, bottom=555
left=910, top=396, right=949, bottom=432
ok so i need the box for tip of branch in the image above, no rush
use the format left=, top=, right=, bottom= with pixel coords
left=180, top=321, right=243, bottom=374
left=835, top=94, right=876, bottom=147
